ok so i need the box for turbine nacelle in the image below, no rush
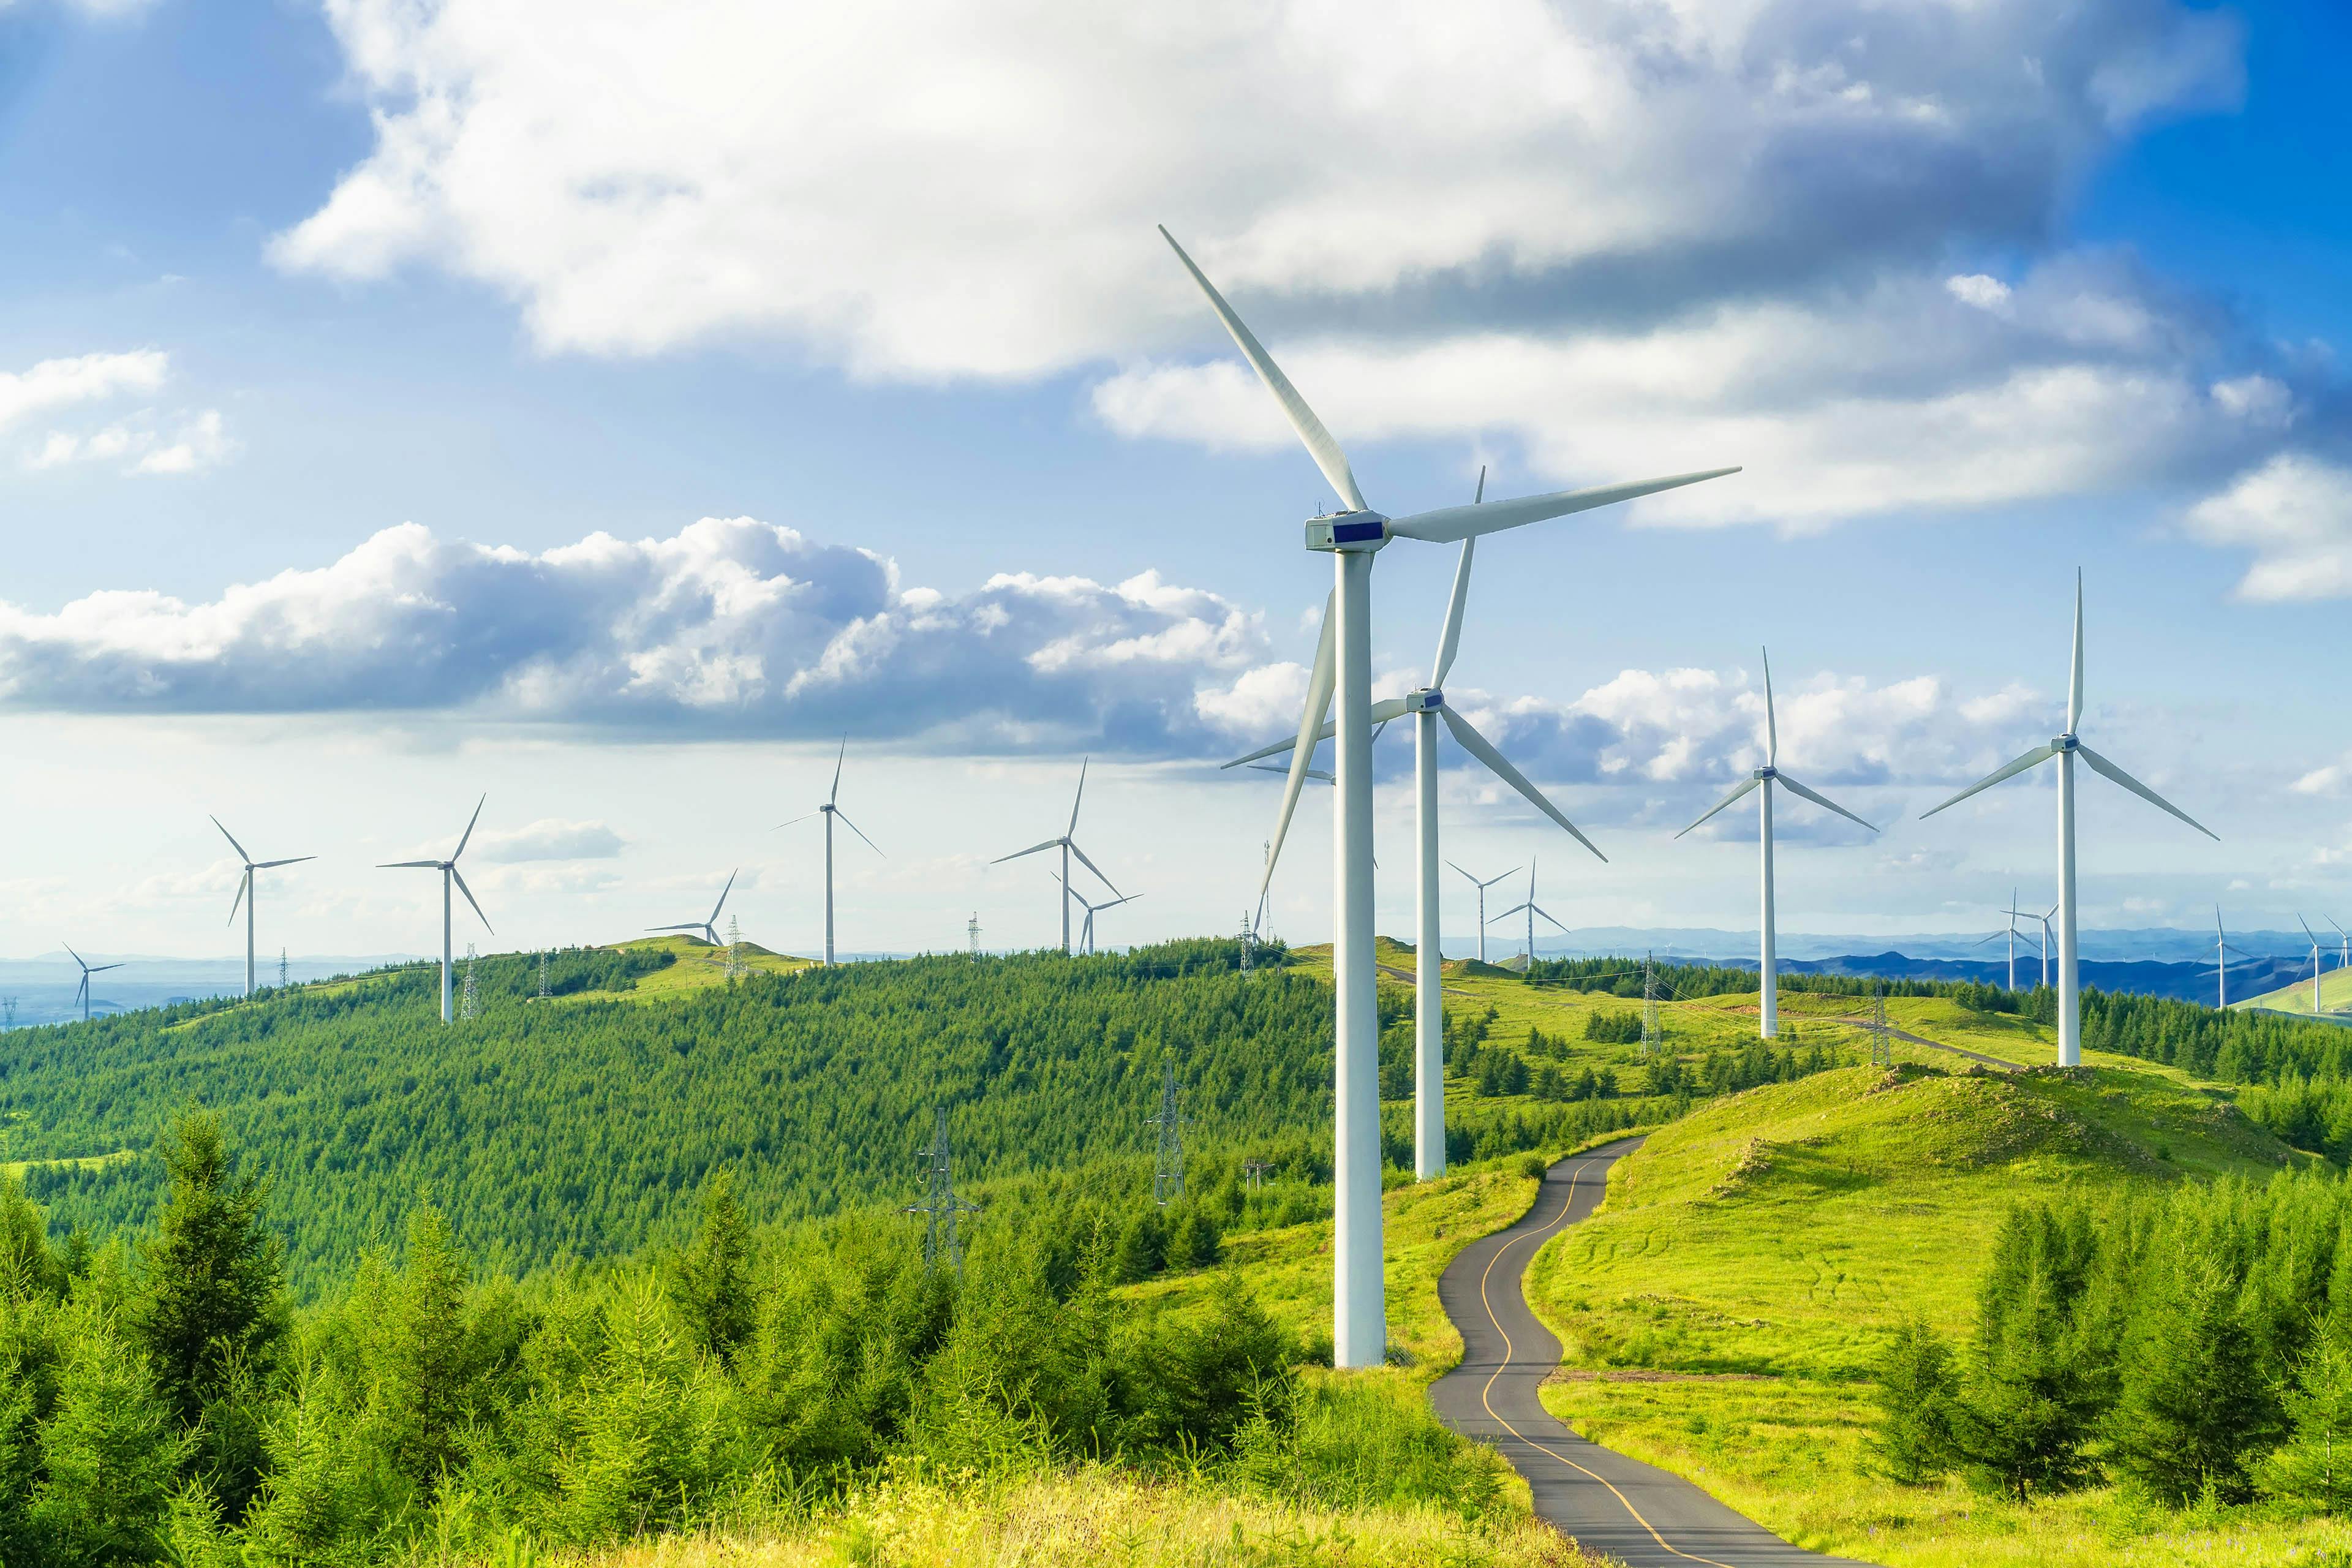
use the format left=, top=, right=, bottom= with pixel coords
left=1305, top=511, right=1390, bottom=552
left=1404, top=689, right=1444, bottom=712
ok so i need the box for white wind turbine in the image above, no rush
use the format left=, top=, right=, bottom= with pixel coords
left=1449, top=862, right=1520, bottom=965
left=1491, top=858, right=1571, bottom=971
left=212, top=816, right=314, bottom=998
left=2333, top=918, right=2350, bottom=975
left=1163, top=226, right=1735, bottom=1366
left=1226, top=481, right=1606, bottom=1179
left=1676, top=649, right=1877, bottom=1038
left=2029, top=902, right=2057, bottom=990
left=63, top=944, right=122, bottom=1024
left=1970, top=889, right=2037, bottom=992
left=649, top=870, right=741, bottom=948
left=1055, top=873, right=1140, bottom=955
left=993, top=760, right=1118, bottom=954
left=2211, top=907, right=2255, bottom=1009
left=1921, top=576, right=2216, bottom=1065
left=378, top=796, right=494, bottom=1025
left=775, top=739, right=883, bottom=965
left=2301, top=916, right=2326, bottom=1014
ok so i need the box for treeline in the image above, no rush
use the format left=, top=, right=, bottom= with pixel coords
left=1874, top=1169, right=2352, bottom=1505
left=1521, top=954, right=1975, bottom=1002
left=0, top=1113, right=1509, bottom=1566
left=2072, top=993, right=2352, bottom=1158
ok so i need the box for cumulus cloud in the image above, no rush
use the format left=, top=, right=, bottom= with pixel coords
left=2184, top=454, right=2352, bottom=601
left=474, top=818, right=628, bottom=862
left=0, top=351, right=165, bottom=431
left=29, top=409, right=235, bottom=477
left=2295, top=763, right=2350, bottom=798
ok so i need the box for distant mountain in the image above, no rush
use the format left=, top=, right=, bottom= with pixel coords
left=1473, top=925, right=2315, bottom=967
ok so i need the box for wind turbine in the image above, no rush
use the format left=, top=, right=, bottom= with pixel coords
left=775, top=738, right=883, bottom=965
left=2030, top=903, right=2056, bottom=989
left=212, top=816, right=314, bottom=998
left=992, top=759, right=1118, bottom=954
left=1921, top=576, right=2215, bottom=1066
left=1448, top=863, right=1520, bottom=964
left=2302, top=916, right=2326, bottom=1014
left=1055, top=873, right=1140, bottom=955
left=1225, top=479, right=1606, bottom=1179
left=1490, top=859, right=1570, bottom=971
left=63, top=944, right=122, bottom=1024
left=2333, top=918, right=2350, bottom=975
left=649, top=870, right=741, bottom=948
left=1163, top=225, right=1735, bottom=1366
left=2211, top=907, right=2255, bottom=1009
left=378, top=797, right=494, bottom=1025
left=1677, top=649, right=1878, bottom=1038
left=1970, top=890, right=2035, bottom=992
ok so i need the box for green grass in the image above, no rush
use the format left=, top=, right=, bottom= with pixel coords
left=1521, top=1058, right=2352, bottom=1566
left=2236, top=960, right=2352, bottom=1018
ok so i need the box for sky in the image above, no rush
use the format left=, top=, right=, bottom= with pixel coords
left=1, top=0, right=2347, bottom=963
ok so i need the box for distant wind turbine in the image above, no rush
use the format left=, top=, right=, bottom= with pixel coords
left=1448, top=862, right=1520, bottom=965
left=212, top=816, right=314, bottom=998
left=63, top=944, right=122, bottom=1024
left=1921, top=576, right=2215, bottom=1066
left=1490, top=859, right=1569, bottom=971
left=2302, top=916, right=2326, bottom=1014
left=1678, top=648, right=1878, bottom=1039
left=1226, top=467, right=1606, bottom=1179
left=649, top=870, right=740, bottom=948
left=1055, top=873, right=1140, bottom=955
left=378, top=796, right=494, bottom=1025
left=1970, top=890, right=2036, bottom=992
left=775, top=738, right=883, bottom=965
left=2211, top=907, right=2255, bottom=1009
left=2333, top=917, right=2350, bottom=975
left=992, top=759, right=1118, bottom=954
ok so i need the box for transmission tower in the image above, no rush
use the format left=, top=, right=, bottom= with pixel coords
left=278, top=948, right=289, bottom=989
left=1640, top=951, right=1661, bottom=1056
left=1238, top=908, right=1255, bottom=972
left=1242, top=1158, right=1272, bottom=1191
left=1149, top=1061, right=1186, bottom=1206
left=1, top=997, right=13, bottom=1029
left=967, top=912, right=981, bottom=956
left=903, top=1107, right=980, bottom=1272
left=724, top=914, right=747, bottom=980
left=459, top=943, right=480, bottom=1022
left=537, top=949, right=552, bottom=999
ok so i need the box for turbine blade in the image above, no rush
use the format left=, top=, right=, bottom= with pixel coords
left=1368, top=696, right=1411, bottom=725
left=1248, top=762, right=1333, bottom=783
left=1481, top=867, right=1521, bottom=889
left=1066, top=839, right=1121, bottom=898
left=450, top=867, right=493, bottom=933
left=1773, top=771, right=1880, bottom=833
left=211, top=815, right=252, bottom=865
left=1918, top=744, right=2058, bottom=820
left=991, top=839, right=1062, bottom=865
left=1972, top=930, right=2004, bottom=947
left=2067, top=570, right=2085, bottom=735
left=1489, top=903, right=1530, bottom=923
left=2302, top=914, right=2318, bottom=942
left=1226, top=725, right=1333, bottom=770
left=1474, top=465, right=1485, bottom=505
left=834, top=810, right=884, bottom=856
left=772, top=811, right=822, bottom=831
left=1158, top=226, right=1367, bottom=513
left=1069, top=757, right=1088, bottom=837
left=1675, top=776, right=1760, bottom=838
left=62, top=943, right=83, bottom=969
left=254, top=856, right=315, bottom=869
left=1384, top=468, right=1741, bottom=545
left=646, top=923, right=705, bottom=933
left=2076, top=745, right=2218, bottom=842
left=453, top=794, right=486, bottom=861
left=92, top=963, right=124, bottom=974
left=226, top=869, right=248, bottom=927
left=1431, top=538, right=1475, bottom=688
left=1256, top=591, right=1339, bottom=911
left=830, top=735, right=846, bottom=806
left=1440, top=706, right=1605, bottom=861
left=709, top=868, right=739, bottom=925
left=1761, top=647, right=1777, bottom=769
left=1531, top=904, right=1571, bottom=935
left=1446, top=859, right=1483, bottom=887
left=379, top=860, right=443, bottom=869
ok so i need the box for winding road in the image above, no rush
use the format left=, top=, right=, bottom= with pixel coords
left=1429, top=1138, right=1874, bottom=1567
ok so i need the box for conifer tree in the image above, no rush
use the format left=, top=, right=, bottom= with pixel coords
left=28, top=1312, right=182, bottom=1564
left=666, top=1170, right=755, bottom=1362
left=2109, top=1246, right=2276, bottom=1501
left=2259, top=1294, right=2352, bottom=1510
left=1869, top=1319, right=1958, bottom=1483
left=129, top=1112, right=287, bottom=1430
left=1953, top=1203, right=2101, bottom=1496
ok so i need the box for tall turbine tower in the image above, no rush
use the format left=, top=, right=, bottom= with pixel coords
left=2212, top=907, right=2254, bottom=1009
left=1921, top=577, right=2216, bottom=1065
left=775, top=738, right=883, bottom=964
left=1971, top=891, right=2035, bottom=991
left=1163, top=226, right=1735, bottom=1368
left=211, top=816, right=314, bottom=998
left=1447, top=864, right=1520, bottom=964
left=63, top=944, right=122, bottom=1024
left=2302, top=917, right=2326, bottom=1014
left=1491, top=859, right=1570, bottom=971
left=2333, top=918, right=2350, bottom=975
left=1676, top=649, right=1878, bottom=1038
left=649, top=870, right=740, bottom=948
left=992, top=760, right=1118, bottom=954
left=1225, top=486, right=1605, bottom=1181
left=378, top=797, right=494, bottom=1025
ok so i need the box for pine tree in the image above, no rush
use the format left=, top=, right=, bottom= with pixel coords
left=1952, top=1203, right=2101, bottom=1497
left=2258, top=1295, right=2352, bottom=1510
left=129, top=1112, right=287, bottom=1430
left=375, top=1208, right=473, bottom=1494
left=27, top=1311, right=183, bottom=1564
left=2109, top=1247, right=2277, bottom=1502
left=666, top=1170, right=755, bottom=1362
left=1869, top=1319, right=1959, bottom=1483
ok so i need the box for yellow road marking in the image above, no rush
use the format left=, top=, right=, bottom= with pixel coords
left=1476, top=1144, right=1744, bottom=1568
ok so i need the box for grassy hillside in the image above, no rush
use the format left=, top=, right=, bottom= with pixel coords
left=2237, top=957, right=2352, bottom=1017
left=1525, top=1058, right=2352, bottom=1566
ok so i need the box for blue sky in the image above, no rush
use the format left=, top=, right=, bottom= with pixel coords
left=0, top=0, right=2345, bottom=962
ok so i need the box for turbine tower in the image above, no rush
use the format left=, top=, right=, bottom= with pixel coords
left=1491, top=859, right=1570, bottom=972
left=378, top=796, right=494, bottom=1025
left=1163, top=225, right=1736, bottom=1368
left=648, top=870, right=740, bottom=947
left=1055, top=873, right=1140, bottom=955
left=775, top=737, right=883, bottom=965
left=2334, top=917, right=2350, bottom=974
left=1971, top=891, right=2035, bottom=992
left=992, top=759, right=1118, bottom=954
left=1921, top=576, right=2216, bottom=1066
left=211, top=816, right=314, bottom=998
left=1677, top=649, right=1878, bottom=1038
left=63, top=944, right=122, bottom=1024
left=1448, top=863, right=1520, bottom=965
left=2302, top=916, right=2326, bottom=1014
left=2212, top=907, right=2253, bottom=1009
left=1225, top=478, right=1605, bottom=1181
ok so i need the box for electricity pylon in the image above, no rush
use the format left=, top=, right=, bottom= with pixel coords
left=1640, top=952, right=1660, bottom=1056
left=1150, top=1061, right=1186, bottom=1206
left=905, top=1107, right=979, bottom=1272
left=459, top=943, right=480, bottom=1022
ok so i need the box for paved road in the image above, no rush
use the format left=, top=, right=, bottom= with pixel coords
left=1429, top=1139, right=1875, bottom=1567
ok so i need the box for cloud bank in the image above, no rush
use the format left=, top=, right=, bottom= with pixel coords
left=2185, top=454, right=2352, bottom=601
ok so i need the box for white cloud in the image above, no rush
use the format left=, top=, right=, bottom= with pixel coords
left=2295, top=764, right=2349, bottom=798
left=2183, top=454, right=2352, bottom=601
left=28, top=409, right=235, bottom=478
left=134, top=409, right=236, bottom=475
left=474, top=818, right=628, bottom=862
left=0, top=351, right=165, bottom=431
left=1946, top=274, right=2012, bottom=312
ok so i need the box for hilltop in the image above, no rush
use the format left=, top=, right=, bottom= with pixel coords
left=2237, top=959, right=2352, bottom=1018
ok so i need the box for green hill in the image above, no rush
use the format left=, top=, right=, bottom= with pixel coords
left=2236, top=958, right=2352, bottom=1017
